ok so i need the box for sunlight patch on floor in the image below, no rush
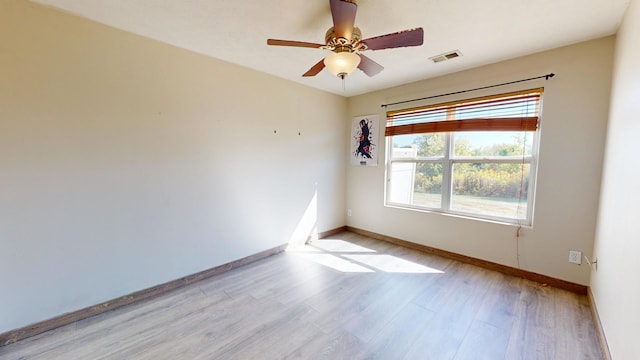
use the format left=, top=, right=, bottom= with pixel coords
left=343, top=254, right=444, bottom=273
left=288, top=237, right=445, bottom=274
left=308, top=239, right=377, bottom=253
left=293, top=252, right=375, bottom=273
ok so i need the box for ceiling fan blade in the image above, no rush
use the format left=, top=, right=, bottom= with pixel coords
left=361, top=28, right=424, bottom=50
left=357, top=54, right=384, bottom=77
left=303, top=59, right=326, bottom=77
left=267, top=39, right=325, bottom=49
left=330, top=0, right=357, bottom=40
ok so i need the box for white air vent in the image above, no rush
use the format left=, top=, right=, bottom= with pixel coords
left=429, top=50, right=462, bottom=63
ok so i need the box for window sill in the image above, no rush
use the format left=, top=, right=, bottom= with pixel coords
left=384, top=202, right=533, bottom=228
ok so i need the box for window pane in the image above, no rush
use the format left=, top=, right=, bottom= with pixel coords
left=389, top=162, right=442, bottom=208
left=391, top=133, right=446, bottom=158
left=415, top=133, right=446, bottom=157
left=453, top=131, right=533, bottom=157
left=451, top=163, right=530, bottom=219
left=390, top=135, right=420, bottom=157
left=390, top=133, right=447, bottom=157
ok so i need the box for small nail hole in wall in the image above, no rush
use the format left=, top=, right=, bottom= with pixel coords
left=274, top=130, right=277, bottom=134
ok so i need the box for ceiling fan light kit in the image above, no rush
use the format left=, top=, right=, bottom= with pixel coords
left=324, top=51, right=361, bottom=79
left=267, top=0, right=423, bottom=80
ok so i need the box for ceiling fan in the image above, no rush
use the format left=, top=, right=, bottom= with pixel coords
left=267, top=0, right=424, bottom=79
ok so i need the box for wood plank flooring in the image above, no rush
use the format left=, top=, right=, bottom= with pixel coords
left=0, top=231, right=602, bottom=359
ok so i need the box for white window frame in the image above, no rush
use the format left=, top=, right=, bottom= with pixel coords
left=384, top=91, right=542, bottom=226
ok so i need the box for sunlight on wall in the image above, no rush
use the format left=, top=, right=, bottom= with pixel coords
left=289, top=189, right=318, bottom=246
left=288, top=238, right=445, bottom=274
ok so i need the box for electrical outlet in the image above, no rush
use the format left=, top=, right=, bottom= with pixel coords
left=569, top=250, right=582, bottom=265
left=347, top=209, right=352, bottom=217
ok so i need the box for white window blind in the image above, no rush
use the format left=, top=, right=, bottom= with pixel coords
left=385, top=88, right=542, bottom=136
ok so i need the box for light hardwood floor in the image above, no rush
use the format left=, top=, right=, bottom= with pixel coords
left=1, top=231, right=602, bottom=359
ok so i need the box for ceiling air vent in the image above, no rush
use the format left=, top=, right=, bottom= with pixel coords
left=429, top=50, right=462, bottom=63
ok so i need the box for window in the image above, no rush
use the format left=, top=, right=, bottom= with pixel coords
left=385, top=88, right=542, bottom=225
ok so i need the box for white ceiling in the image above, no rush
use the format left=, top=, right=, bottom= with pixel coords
left=31, top=0, right=630, bottom=97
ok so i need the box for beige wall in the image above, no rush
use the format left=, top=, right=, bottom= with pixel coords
left=347, top=37, right=614, bottom=286
left=0, top=0, right=347, bottom=333
left=592, top=0, right=640, bottom=358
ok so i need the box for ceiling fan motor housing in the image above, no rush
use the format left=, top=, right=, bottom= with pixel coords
left=325, top=26, right=362, bottom=53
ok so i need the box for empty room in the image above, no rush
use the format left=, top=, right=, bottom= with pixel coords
left=1, top=0, right=638, bottom=359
